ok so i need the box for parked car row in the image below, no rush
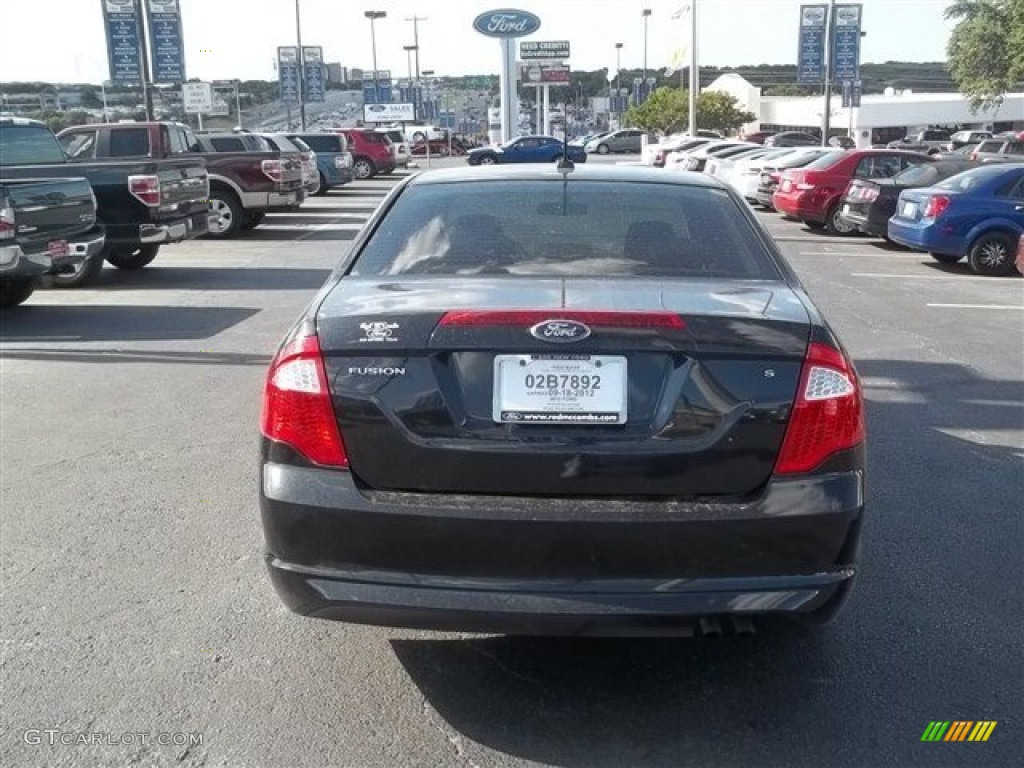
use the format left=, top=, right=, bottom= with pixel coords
left=642, top=132, right=1024, bottom=278
left=0, top=117, right=402, bottom=306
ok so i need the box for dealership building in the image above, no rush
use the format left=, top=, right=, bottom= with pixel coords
left=706, top=74, right=1024, bottom=145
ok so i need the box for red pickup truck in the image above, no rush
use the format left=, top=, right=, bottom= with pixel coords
left=58, top=122, right=305, bottom=238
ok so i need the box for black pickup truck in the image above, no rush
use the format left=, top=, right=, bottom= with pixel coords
left=57, top=122, right=305, bottom=239
left=0, top=117, right=212, bottom=286
left=1, top=177, right=105, bottom=307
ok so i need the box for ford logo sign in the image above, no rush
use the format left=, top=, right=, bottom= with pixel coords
left=473, top=9, right=542, bottom=38
left=530, top=320, right=591, bottom=343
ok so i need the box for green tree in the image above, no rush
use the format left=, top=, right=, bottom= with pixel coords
left=695, top=91, right=756, bottom=133
left=946, top=0, right=1024, bottom=110
left=624, top=87, right=689, bottom=133
left=79, top=88, right=102, bottom=109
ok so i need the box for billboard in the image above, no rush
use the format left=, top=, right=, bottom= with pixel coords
left=797, top=4, right=828, bottom=84
left=147, top=0, right=185, bottom=83
left=832, top=4, right=863, bottom=82
left=278, top=46, right=300, bottom=104
left=520, top=40, right=570, bottom=61
left=363, top=103, right=416, bottom=123
left=302, top=46, right=325, bottom=103
left=101, top=0, right=143, bottom=85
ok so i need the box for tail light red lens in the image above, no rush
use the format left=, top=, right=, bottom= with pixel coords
left=862, top=186, right=879, bottom=202
left=260, top=334, right=348, bottom=468
left=261, top=159, right=284, bottom=182
left=775, top=342, right=865, bottom=475
left=128, top=175, right=161, bottom=207
left=439, top=310, right=685, bottom=330
left=923, top=195, right=951, bottom=218
left=0, top=200, right=15, bottom=241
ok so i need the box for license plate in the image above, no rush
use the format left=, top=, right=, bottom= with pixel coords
left=493, top=355, right=627, bottom=425
left=47, top=239, right=69, bottom=257
left=843, top=203, right=852, bottom=215
left=901, top=201, right=917, bottom=218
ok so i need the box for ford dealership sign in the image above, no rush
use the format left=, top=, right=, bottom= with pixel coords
left=473, top=9, right=541, bottom=38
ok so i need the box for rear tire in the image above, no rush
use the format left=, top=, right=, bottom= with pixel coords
left=929, top=251, right=963, bottom=264
left=478, top=155, right=498, bottom=165
left=353, top=157, right=374, bottom=179
left=0, top=279, right=34, bottom=308
left=597, top=144, right=610, bottom=154
left=241, top=211, right=266, bottom=230
left=314, top=172, right=329, bottom=196
left=105, top=243, right=160, bottom=270
left=967, top=232, right=1017, bottom=276
left=204, top=189, right=244, bottom=239
left=824, top=205, right=856, bottom=236
left=52, top=249, right=106, bottom=288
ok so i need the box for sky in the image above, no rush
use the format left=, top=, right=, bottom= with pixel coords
left=0, top=0, right=957, bottom=84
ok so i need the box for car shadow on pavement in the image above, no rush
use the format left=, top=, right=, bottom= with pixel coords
left=55, top=266, right=334, bottom=292
left=0, top=305, right=259, bottom=342
left=390, top=358, right=1022, bottom=768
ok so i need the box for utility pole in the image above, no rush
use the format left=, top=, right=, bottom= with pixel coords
left=135, top=0, right=155, bottom=120
left=641, top=9, right=651, bottom=105
left=821, top=0, right=837, bottom=146
left=405, top=16, right=427, bottom=79
left=295, top=0, right=307, bottom=130
left=615, top=42, right=623, bottom=128
left=688, top=1, right=697, bottom=136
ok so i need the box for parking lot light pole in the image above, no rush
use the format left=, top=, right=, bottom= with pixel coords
left=642, top=9, right=651, bottom=104
left=615, top=42, right=623, bottom=126
left=365, top=10, right=387, bottom=105
left=403, top=45, right=417, bottom=82
left=688, top=0, right=698, bottom=136
left=405, top=15, right=427, bottom=79
left=295, top=0, right=307, bottom=130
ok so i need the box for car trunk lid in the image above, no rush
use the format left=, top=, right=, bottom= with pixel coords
left=315, top=277, right=811, bottom=498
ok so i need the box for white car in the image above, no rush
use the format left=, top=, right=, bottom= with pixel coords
left=401, top=124, right=446, bottom=143
left=706, top=146, right=767, bottom=181
left=666, top=141, right=753, bottom=172
left=728, top=148, right=803, bottom=199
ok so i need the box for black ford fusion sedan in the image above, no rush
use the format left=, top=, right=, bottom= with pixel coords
left=259, top=165, right=866, bottom=636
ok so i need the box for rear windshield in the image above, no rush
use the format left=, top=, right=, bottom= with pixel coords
left=383, top=131, right=404, bottom=142
left=359, top=132, right=387, bottom=144
left=295, top=134, right=344, bottom=153
left=804, top=152, right=846, bottom=170
left=893, top=164, right=941, bottom=186
left=108, top=128, right=151, bottom=157
left=351, top=180, right=779, bottom=280
left=935, top=165, right=1011, bottom=192
left=0, top=124, right=69, bottom=165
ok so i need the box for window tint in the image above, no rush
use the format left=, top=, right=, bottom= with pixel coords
left=976, top=140, right=1000, bottom=153
left=108, top=128, right=151, bottom=157
left=60, top=131, right=97, bottom=159
left=351, top=180, right=779, bottom=280
left=294, top=134, right=342, bottom=152
left=997, top=174, right=1024, bottom=198
left=893, top=164, right=938, bottom=186
left=359, top=131, right=386, bottom=144
left=805, top=152, right=845, bottom=171
left=1007, top=142, right=1024, bottom=155
left=210, top=137, right=245, bottom=151
left=0, top=124, right=68, bottom=164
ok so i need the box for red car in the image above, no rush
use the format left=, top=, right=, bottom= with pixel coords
left=773, top=149, right=933, bottom=235
left=340, top=129, right=396, bottom=180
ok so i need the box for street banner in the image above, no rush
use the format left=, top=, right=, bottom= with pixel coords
left=101, top=0, right=143, bottom=85
left=832, top=4, right=863, bottom=82
left=797, top=4, right=828, bottom=83
left=303, top=46, right=325, bottom=103
left=147, top=0, right=186, bottom=83
left=278, top=46, right=300, bottom=104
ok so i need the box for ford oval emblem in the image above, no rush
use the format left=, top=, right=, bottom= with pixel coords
left=530, top=319, right=591, bottom=343
left=473, top=9, right=542, bottom=38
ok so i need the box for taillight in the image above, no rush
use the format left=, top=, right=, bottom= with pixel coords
left=128, top=174, right=161, bottom=207
left=261, top=159, right=284, bottom=182
left=260, top=333, right=348, bottom=468
left=438, top=310, right=685, bottom=330
left=923, top=195, right=951, bottom=219
left=775, top=342, right=864, bottom=475
left=0, top=199, right=14, bottom=241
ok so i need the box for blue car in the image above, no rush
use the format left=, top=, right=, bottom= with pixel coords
left=286, top=133, right=354, bottom=195
left=467, top=135, right=588, bottom=166
left=888, top=163, right=1024, bottom=275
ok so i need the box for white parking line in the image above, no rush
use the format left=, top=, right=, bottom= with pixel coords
left=851, top=272, right=1013, bottom=282
left=797, top=251, right=920, bottom=257
left=926, top=303, right=1024, bottom=310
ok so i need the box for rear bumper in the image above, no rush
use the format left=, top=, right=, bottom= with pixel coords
left=138, top=211, right=212, bottom=245
left=773, top=192, right=823, bottom=221
left=837, top=204, right=885, bottom=236
left=0, top=224, right=105, bottom=278
left=239, top=189, right=302, bottom=211
left=887, top=219, right=962, bottom=255
left=261, top=462, right=865, bottom=635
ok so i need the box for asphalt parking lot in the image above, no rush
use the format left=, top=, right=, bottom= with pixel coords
left=2, top=158, right=1021, bottom=768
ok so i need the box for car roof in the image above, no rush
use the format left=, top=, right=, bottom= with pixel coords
left=407, top=164, right=728, bottom=189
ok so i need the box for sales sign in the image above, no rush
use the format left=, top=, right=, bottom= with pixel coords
left=520, top=40, right=570, bottom=60
left=278, top=46, right=300, bottom=104
left=147, top=0, right=185, bottom=83
left=832, top=3, right=862, bottom=82
left=540, top=65, right=570, bottom=84
left=797, top=4, right=828, bottom=84
left=101, top=0, right=143, bottom=85
left=302, top=46, right=325, bottom=103
left=182, top=82, right=213, bottom=113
